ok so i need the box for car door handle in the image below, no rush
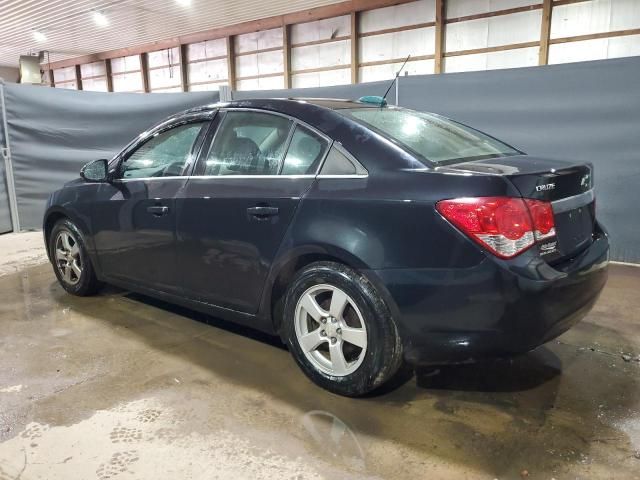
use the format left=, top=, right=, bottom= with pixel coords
left=247, top=206, right=279, bottom=218
left=147, top=206, right=169, bottom=216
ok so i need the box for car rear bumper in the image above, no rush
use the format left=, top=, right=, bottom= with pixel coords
left=367, top=223, right=610, bottom=365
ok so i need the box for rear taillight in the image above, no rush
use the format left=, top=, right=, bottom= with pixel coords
left=436, top=197, right=556, bottom=259
left=524, top=199, right=556, bottom=241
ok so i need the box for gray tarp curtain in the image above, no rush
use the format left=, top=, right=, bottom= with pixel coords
left=235, top=57, right=640, bottom=264
left=0, top=57, right=638, bottom=262
left=2, top=84, right=217, bottom=230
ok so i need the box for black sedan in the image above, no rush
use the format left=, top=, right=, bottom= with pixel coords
left=44, top=98, right=609, bottom=396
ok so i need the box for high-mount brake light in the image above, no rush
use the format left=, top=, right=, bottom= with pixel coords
left=436, top=196, right=556, bottom=259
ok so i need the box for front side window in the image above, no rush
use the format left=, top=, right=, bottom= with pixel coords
left=341, top=108, right=520, bottom=165
left=121, top=122, right=205, bottom=179
left=203, top=111, right=292, bottom=176
left=280, top=126, right=328, bottom=175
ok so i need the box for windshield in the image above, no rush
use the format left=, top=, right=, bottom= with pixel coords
left=342, top=108, right=521, bottom=165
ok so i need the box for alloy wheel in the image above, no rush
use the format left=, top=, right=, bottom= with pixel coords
left=54, top=230, right=82, bottom=286
left=294, top=284, right=368, bottom=377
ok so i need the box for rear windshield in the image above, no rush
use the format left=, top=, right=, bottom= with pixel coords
left=341, top=108, right=521, bottom=165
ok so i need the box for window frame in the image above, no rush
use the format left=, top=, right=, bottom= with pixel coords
left=111, top=111, right=217, bottom=182
left=192, top=108, right=336, bottom=179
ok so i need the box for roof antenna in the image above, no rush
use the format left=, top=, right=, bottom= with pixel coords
left=358, top=54, right=410, bottom=107
left=381, top=54, right=410, bottom=106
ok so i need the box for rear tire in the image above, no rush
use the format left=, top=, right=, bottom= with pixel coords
left=282, top=261, right=403, bottom=397
left=49, top=219, right=102, bottom=296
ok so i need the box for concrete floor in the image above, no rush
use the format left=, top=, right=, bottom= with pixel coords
left=0, top=232, right=48, bottom=277
left=0, top=233, right=639, bottom=479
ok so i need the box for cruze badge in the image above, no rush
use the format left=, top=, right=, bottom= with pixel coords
left=536, top=183, right=555, bottom=192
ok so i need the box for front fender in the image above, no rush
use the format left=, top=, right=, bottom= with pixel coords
left=43, top=206, right=94, bottom=256
left=43, top=183, right=100, bottom=273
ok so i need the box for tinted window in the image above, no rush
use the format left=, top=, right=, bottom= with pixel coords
left=341, top=108, right=520, bottom=165
left=203, top=111, right=292, bottom=176
left=320, top=145, right=367, bottom=175
left=280, top=126, right=328, bottom=175
left=121, top=122, right=204, bottom=179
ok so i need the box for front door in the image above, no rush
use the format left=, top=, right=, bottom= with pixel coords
left=92, top=119, right=210, bottom=292
left=177, top=111, right=330, bottom=313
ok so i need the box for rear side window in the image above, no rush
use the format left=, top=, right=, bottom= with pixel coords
left=203, top=111, right=292, bottom=176
left=280, top=126, right=328, bottom=175
left=320, top=145, right=367, bottom=176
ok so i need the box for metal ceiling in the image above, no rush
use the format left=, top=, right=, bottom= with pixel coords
left=0, top=0, right=343, bottom=68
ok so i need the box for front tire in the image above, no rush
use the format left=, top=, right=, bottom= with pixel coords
left=49, top=219, right=102, bottom=296
left=282, top=261, right=403, bottom=397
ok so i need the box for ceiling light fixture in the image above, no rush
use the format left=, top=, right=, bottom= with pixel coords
left=92, top=11, right=109, bottom=27
left=33, top=30, right=47, bottom=42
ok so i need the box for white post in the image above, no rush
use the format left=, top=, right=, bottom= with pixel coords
left=0, top=80, right=21, bottom=232
left=219, top=85, right=233, bottom=102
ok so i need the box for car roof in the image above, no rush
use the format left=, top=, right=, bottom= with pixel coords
left=184, top=97, right=383, bottom=115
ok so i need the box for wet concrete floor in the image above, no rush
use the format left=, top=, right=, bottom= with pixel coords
left=0, top=262, right=639, bottom=479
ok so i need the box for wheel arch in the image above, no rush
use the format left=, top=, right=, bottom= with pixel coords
left=43, top=207, right=92, bottom=261
left=260, top=244, right=397, bottom=335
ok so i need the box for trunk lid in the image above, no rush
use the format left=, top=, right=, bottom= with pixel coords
left=440, top=155, right=595, bottom=263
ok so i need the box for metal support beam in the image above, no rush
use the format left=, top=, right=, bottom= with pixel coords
left=434, top=0, right=446, bottom=73
left=75, top=65, right=83, bottom=90
left=105, top=60, right=113, bottom=92
left=283, top=25, right=291, bottom=89
left=539, top=0, right=553, bottom=65
left=0, top=82, right=21, bottom=232
left=179, top=44, right=189, bottom=92
left=226, top=36, right=236, bottom=90
left=351, top=11, right=359, bottom=84
left=140, top=53, right=150, bottom=93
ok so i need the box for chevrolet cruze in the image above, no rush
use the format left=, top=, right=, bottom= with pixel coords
left=44, top=98, right=609, bottom=396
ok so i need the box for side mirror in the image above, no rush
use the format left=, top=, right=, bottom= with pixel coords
left=80, top=159, right=109, bottom=182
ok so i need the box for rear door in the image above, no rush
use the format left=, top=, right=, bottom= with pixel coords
left=92, top=115, right=211, bottom=292
left=176, top=110, right=330, bottom=313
